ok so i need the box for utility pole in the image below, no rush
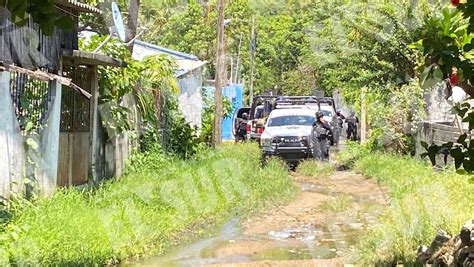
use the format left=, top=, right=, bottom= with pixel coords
left=361, top=87, right=368, bottom=143
left=125, top=0, right=141, bottom=52
left=213, top=0, right=225, bottom=147
left=249, top=15, right=256, bottom=106
left=235, top=33, right=243, bottom=83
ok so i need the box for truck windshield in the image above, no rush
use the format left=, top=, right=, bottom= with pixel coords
left=320, top=110, right=332, bottom=117
left=267, top=115, right=315, bottom=127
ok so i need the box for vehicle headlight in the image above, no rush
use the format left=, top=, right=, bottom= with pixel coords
left=301, top=136, right=310, bottom=145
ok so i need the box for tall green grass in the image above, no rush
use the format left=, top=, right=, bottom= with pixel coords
left=0, top=143, right=296, bottom=265
left=321, top=195, right=352, bottom=212
left=352, top=153, right=474, bottom=265
left=296, top=160, right=335, bottom=179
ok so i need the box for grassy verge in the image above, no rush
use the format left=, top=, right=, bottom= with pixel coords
left=346, top=148, right=474, bottom=265
left=0, top=143, right=297, bottom=265
left=321, top=195, right=352, bottom=212
left=296, top=160, right=335, bottom=179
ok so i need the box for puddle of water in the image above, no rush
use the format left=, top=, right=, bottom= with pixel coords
left=300, top=181, right=383, bottom=206
left=251, top=247, right=316, bottom=261
left=131, top=218, right=245, bottom=266
left=268, top=225, right=324, bottom=241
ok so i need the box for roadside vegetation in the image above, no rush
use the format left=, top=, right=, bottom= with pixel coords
left=0, top=144, right=296, bottom=265
left=339, top=145, right=474, bottom=265
left=296, top=160, right=335, bottom=179
left=321, top=195, right=352, bottom=213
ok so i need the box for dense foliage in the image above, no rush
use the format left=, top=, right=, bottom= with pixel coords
left=415, top=2, right=474, bottom=174
left=200, top=89, right=233, bottom=146
left=149, top=0, right=315, bottom=94
left=80, top=35, right=202, bottom=159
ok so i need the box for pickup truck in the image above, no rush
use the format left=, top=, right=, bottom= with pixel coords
left=260, top=108, right=316, bottom=164
left=246, top=95, right=280, bottom=141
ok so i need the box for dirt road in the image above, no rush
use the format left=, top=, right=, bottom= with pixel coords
left=139, top=170, right=387, bottom=267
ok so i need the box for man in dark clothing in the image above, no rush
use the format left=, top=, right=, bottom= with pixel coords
left=331, top=110, right=345, bottom=146
left=312, top=111, right=333, bottom=161
left=235, top=113, right=248, bottom=143
left=346, top=111, right=359, bottom=141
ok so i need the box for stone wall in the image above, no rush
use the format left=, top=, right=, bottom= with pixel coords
left=0, top=71, right=62, bottom=198
left=424, top=82, right=454, bottom=123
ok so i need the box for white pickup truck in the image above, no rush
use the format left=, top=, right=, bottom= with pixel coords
left=260, top=108, right=316, bottom=163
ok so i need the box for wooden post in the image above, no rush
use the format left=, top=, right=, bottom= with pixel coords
left=89, top=66, right=99, bottom=185
left=213, top=0, right=225, bottom=147
left=360, top=88, right=367, bottom=143
left=249, top=15, right=255, bottom=106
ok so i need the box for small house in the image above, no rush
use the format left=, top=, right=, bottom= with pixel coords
left=0, top=1, right=124, bottom=197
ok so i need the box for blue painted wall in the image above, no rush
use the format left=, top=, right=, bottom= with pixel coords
left=203, top=84, right=244, bottom=140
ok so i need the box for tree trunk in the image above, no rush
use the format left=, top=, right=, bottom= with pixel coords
left=213, top=0, right=225, bottom=147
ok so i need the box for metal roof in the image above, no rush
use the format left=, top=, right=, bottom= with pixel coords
left=133, top=40, right=199, bottom=60
left=132, top=40, right=206, bottom=77
left=56, top=0, right=102, bottom=14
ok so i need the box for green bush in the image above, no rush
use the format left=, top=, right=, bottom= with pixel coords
left=0, top=143, right=296, bottom=265
left=353, top=154, right=474, bottom=265
left=296, top=160, right=335, bottom=179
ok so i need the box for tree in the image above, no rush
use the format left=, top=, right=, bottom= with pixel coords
left=152, top=0, right=316, bottom=94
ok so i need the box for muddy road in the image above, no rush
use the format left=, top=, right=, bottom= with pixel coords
left=136, top=170, right=387, bottom=267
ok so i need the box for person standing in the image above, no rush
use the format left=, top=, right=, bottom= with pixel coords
left=312, top=111, right=333, bottom=161
left=346, top=111, right=359, bottom=141
left=331, top=110, right=345, bottom=146
left=235, top=113, right=248, bottom=143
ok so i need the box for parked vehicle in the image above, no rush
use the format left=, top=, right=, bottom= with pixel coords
left=232, top=106, right=251, bottom=139
left=247, top=95, right=280, bottom=141
left=318, top=105, right=334, bottom=123
left=317, top=97, right=336, bottom=111
left=260, top=108, right=316, bottom=164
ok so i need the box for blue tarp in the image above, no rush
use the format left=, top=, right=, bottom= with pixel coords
left=204, top=84, right=244, bottom=140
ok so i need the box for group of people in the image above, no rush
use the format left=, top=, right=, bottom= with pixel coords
left=234, top=109, right=359, bottom=162
left=311, top=110, right=358, bottom=161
